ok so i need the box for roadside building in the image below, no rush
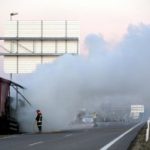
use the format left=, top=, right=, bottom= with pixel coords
left=0, top=20, right=80, bottom=73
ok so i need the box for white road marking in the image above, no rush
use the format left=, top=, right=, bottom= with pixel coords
left=0, top=135, right=17, bottom=140
left=64, top=134, right=73, bottom=137
left=29, top=141, right=44, bottom=147
left=100, top=122, right=143, bottom=150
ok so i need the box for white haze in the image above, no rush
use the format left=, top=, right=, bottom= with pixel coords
left=14, top=23, right=150, bottom=132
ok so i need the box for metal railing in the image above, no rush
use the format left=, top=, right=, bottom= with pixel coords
left=145, top=118, right=150, bottom=142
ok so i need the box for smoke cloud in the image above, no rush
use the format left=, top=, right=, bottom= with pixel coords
left=15, top=23, right=150, bottom=132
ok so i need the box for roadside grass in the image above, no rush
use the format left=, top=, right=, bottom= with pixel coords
left=129, top=124, right=150, bottom=150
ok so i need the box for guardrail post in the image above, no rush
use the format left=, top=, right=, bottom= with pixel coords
left=146, top=119, right=150, bottom=142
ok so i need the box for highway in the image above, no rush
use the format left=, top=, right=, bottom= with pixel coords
left=0, top=122, right=144, bottom=150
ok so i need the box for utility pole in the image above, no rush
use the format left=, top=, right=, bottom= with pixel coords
left=9, top=12, right=18, bottom=80
left=10, top=12, right=19, bottom=113
left=10, top=12, right=18, bottom=21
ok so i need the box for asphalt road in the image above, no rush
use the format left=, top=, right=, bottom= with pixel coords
left=0, top=123, right=144, bottom=150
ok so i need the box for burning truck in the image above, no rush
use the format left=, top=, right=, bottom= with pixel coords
left=0, top=77, right=30, bottom=134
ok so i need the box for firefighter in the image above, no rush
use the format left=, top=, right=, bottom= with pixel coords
left=93, top=112, right=97, bottom=127
left=35, top=110, right=42, bottom=132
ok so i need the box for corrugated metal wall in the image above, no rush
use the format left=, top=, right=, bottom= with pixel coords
left=3, top=20, right=79, bottom=73
left=5, top=20, right=79, bottom=37
left=4, top=41, right=78, bottom=54
left=4, top=56, right=58, bottom=73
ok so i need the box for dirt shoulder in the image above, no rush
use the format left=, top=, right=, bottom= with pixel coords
left=129, top=124, right=150, bottom=150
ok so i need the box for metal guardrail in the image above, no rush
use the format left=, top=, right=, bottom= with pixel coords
left=145, top=118, right=150, bottom=142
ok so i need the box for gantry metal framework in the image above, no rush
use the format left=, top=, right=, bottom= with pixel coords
left=0, top=20, right=79, bottom=55
left=0, top=20, right=80, bottom=73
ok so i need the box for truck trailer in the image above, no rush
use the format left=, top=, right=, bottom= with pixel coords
left=0, top=77, right=29, bottom=134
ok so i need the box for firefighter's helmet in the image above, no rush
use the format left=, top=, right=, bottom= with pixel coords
left=36, top=109, right=40, bottom=113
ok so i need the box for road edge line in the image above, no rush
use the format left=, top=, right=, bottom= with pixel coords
left=100, top=122, right=144, bottom=150
left=29, top=141, right=44, bottom=146
left=0, top=135, right=17, bottom=140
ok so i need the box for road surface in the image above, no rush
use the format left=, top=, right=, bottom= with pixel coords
left=0, top=122, right=144, bottom=150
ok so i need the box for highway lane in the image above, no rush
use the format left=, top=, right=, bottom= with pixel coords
left=0, top=123, right=143, bottom=150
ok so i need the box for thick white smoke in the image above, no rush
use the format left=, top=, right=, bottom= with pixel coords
left=15, top=23, right=150, bottom=132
